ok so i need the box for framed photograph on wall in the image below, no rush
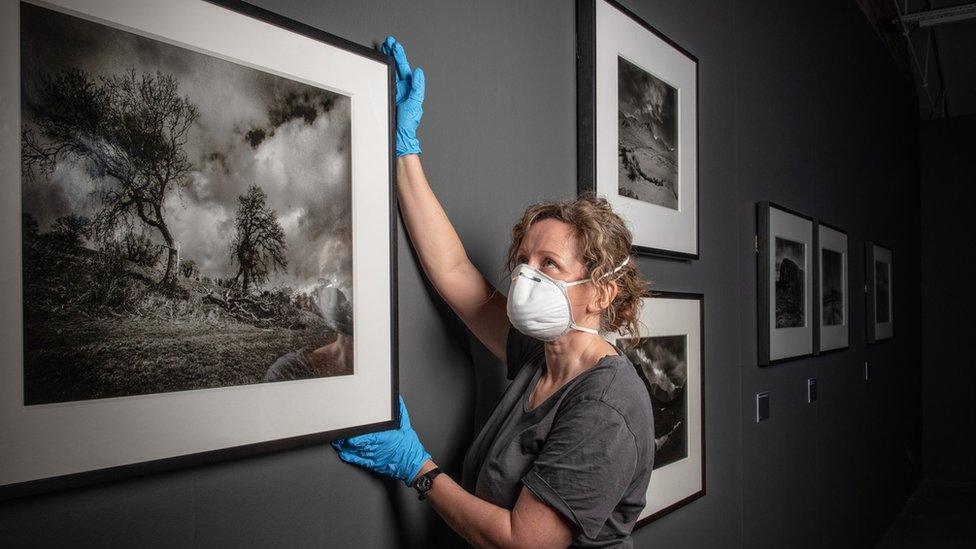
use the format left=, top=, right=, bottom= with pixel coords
left=577, top=0, right=699, bottom=259
left=1, top=0, right=398, bottom=499
left=611, top=292, right=705, bottom=526
left=866, top=242, right=893, bottom=342
left=757, top=202, right=814, bottom=365
left=814, top=222, right=850, bottom=353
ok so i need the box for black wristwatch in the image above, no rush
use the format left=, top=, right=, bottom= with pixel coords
left=413, top=467, right=442, bottom=500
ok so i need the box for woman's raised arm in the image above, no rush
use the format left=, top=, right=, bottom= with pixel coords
left=384, top=37, right=509, bottom=362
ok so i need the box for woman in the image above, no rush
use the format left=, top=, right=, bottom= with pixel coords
left=332, top=37, right=654, bottom=548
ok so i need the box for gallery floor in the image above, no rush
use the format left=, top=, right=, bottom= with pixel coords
left=876, top=481, right=976, bottom=548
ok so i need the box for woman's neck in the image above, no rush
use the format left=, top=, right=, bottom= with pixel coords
left=542, top=331, right=616, bottom=384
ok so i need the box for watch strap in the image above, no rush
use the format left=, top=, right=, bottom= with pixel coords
left=414, top=467, right=442, bottom=500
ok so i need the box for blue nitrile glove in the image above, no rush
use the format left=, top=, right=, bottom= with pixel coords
left=331, top=396, right=431, bottom=486
left=380, top=36, right=425, bottom=156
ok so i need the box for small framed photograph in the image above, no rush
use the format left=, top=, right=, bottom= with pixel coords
left=814, top=222, right=850, bottom=353
left=577, top=0, right=699, bottom=259
left=2, top=0, right=398, bottom=498
left=866, top=242, right=893, bottom=342
left=610, top=292, right=704, bottom=526
left=756, top=202, right=814, bottom=365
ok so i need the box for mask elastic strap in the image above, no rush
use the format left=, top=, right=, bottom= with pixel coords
left=565, top=256, right=631, bottom=335
left=569, top=323, right=599, bottom=335
left=604, top=256, right=631, bottom=280
left=564, top=256, right=631, bottom=287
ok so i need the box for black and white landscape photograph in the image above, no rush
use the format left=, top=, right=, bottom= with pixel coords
left=876, top=260, right=891, bottom=323
left=775, top=236, right=806, bottom=328
left=617, top=56, right=678, bottom=209
left=821, top=248, right=844, bottom=326
left=622, top=335, right=688, bottom=470
left=20, top=2, right=354, bottom=405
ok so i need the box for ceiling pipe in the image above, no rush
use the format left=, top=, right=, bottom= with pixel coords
left=894, top=2, right=976, bottom=28
left=892, top=0, right=938, bottom=115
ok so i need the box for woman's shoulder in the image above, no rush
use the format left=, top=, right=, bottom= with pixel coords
left=561, top=355, right=654, bottom=434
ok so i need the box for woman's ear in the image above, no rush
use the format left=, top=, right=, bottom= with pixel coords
left=587, top=281, right=618, bottom=313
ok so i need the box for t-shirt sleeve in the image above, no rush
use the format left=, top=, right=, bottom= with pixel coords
left=505, top=324, right=544, bottom=380
left=521, top=399, right=638, bottom=540
left=262, top=350, right=312, bottom=382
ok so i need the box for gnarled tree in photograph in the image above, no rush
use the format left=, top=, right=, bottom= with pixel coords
left=23, top=68, right=198, bottom=287
left=19, top=2, right=353, bottom=405
left=621, top=335, right=688, bottom=470
left=231, top=185, right=287, bottom=295
left=775, top=236, right=805, bottom=328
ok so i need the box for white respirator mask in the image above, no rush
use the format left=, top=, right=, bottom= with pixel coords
left=506, top=257, right=630, bottom=342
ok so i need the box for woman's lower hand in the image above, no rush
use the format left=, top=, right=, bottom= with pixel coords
left=331, top=396, right=432, bottom=486
left=380, top=36, right=424, bottom=157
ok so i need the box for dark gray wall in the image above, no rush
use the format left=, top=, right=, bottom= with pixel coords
left=735, top=1, right=922, bottom=546
left=0, top=1, right=921, bottom=547
left=920, top=114, right=976, bottom=483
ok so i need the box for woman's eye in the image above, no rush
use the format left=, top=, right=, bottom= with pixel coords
left=544, top=259, right=557, bottom=269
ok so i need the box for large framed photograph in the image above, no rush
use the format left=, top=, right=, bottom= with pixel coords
left=814, top=222, right=850, bottom=353
left=577, top=0, right=699, bottom=259
left=1, top=0, right=397, bottom=498
left=757, top=202, right=814, bottom=365
left=611, top=292, right=704, bottom=526
left=866, top=242, right=893, bottom=342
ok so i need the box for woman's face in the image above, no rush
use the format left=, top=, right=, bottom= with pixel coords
left=513, top=218, right=605, bottom=328
left=515, top=219, right=585, bottom=280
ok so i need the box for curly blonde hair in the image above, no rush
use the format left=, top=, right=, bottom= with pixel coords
left=504, top=193, right=650, bottom=339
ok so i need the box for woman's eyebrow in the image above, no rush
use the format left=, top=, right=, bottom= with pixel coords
left=517, top=247, right=567, bottom=264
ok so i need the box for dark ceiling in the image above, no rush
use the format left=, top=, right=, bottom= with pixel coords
left=858, top=0, right=976, bottom=119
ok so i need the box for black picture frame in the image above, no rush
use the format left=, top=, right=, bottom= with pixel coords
left=757, top=202, right=815, bottom=366
left=2, top=0, right=399, bottom=501
left=576, top=0, right=700, bottom=260
left=616, top=291, right=705, bottom=527
left=865, top=241, right=894, bottom=343
left=813, top=220, right=852, bottom=355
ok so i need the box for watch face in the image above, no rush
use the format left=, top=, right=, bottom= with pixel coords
left=417, top=476, right=431, bottom=491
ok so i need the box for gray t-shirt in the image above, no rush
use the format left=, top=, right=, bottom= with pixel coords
left=461, top=326, right=655, bottom=548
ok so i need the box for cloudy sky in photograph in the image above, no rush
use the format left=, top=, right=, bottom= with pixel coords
left=20, top=2, right=352, bottom=293
left=618, top=56, right=677, bottom=145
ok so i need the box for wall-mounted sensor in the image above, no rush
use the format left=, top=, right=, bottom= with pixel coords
left=756, top=391, right=770, bottom=422
left=807, top=378, right=817, bottom=403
